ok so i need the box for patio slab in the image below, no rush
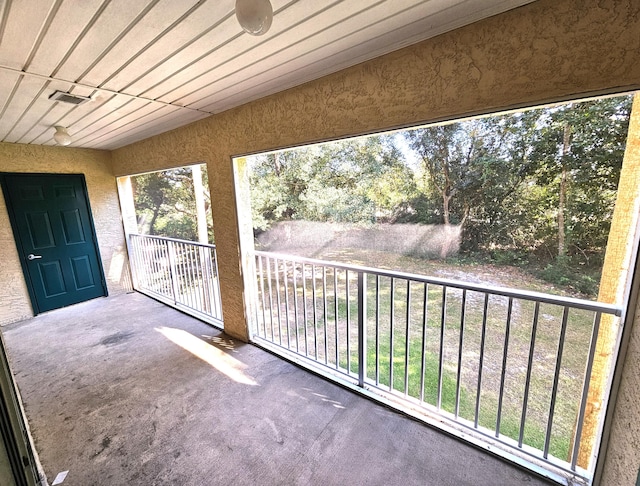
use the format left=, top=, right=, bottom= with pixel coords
left=1, top=292, right=553, bottom=486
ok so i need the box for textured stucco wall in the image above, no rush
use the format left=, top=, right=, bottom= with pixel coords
left=0, top=143, right=130, bottom=325
left=109, top=1, right=640, bottom=483
left=111, top=0, right=640, bottom=340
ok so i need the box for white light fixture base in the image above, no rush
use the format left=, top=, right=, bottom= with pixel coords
left=53, top=126, right=72, bottom=146
left=235, top=0, right=273, bottom=36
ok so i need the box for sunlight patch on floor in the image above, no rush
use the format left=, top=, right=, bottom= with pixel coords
left=156, top=326, right=258, bottom=386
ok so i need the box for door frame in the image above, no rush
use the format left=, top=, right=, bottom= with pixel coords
left=0, top=172, right=108, bottom=315
left=0, top=330, right=41, bottom=486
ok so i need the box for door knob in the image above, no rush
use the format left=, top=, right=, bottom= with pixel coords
left=27, top=254, right=42, bottom=260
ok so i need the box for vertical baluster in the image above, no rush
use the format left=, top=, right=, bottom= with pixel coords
left=496, top=297, right=514, bottom=437
left=334, top=268, right=339, bottom=370
left=187, top=244, right=197, bottom=310
left=158, top=240, right=167, bottom=296
left=258, top=255, right=267, bottom=337
left=455, top=289, right=467, bottom=418
left=212, top=247, right=222, bottom=319
left=157, top=240, right=164, bottom=295
left=137, top=237, right=146, bottom=289
left=292, top=262, right=300, bottom=353
left=519, top=302, right=541, bottom=447
left=390, top=278, right=395, bottom=392
left=283, top=260, right=291, bottom=349
left=147, top=238, right=156, bottom=292
left=404, top=280, right=411, bottom=397
left=136, top=237, right=147, bottom=290
left=173, top=241, right=182, bottom=304
left=195, top=245, right=204, bottom=312
left=150, top=238, right=161, bottom=293
left=437, top=286, right=447, bottom=409
left=198, top=246, right=209, bottom=315
left=251, top=255, right=260, bottom=335
left=302, top=263, right=309, bottom=355
left=182, top=243, right=192, bottom=308
left=191, top=244, right=203, bottom=312
left=177, top=243, right=187, bottom=308
left=475, top=294, right=489, bottom=428
left=144, top=238, right=153, bottom=292
left=420, top=283, right=428, bottom=403
left=266, top=257, right=275, bottom=341
left=312, top=265, right=318, bottom=359
left=167, top=240, right=180, bottom=304
left=544, top=306, right=570, bottom=458
left=152, top=239, right=159, bottom=293
left=375, top=275, right=380, bottom=386
left=571, top=312, right=603, bottom=470
left=358, top=272, right=367, bottom=387
left=346, top=270, right=351, bottom=374
left=166, top=241, right=173, bottom=297
left=274, top=258, right=283, bottom=346
left=203, top=246, right=214, bottom=316
left=323, top=266, right=328, bottom=364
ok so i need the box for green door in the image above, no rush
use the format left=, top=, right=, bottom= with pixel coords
left=2, top=174, right=107, bottom=314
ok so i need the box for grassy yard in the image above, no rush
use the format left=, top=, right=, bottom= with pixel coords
left=253, top=248, right=613, bottom=464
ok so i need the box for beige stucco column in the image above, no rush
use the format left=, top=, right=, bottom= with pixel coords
left=587, top=94, right=640, bottom=474
left=203, top=154, right=252, bottom=342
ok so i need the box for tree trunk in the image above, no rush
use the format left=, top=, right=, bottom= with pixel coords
left=558, top=122, right=570, bottom=258
left=149, top=207, right=161, bottom=235
left=442, top=191, right=451, bottom=225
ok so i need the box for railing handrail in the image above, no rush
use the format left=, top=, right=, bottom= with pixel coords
left=254, top=250, right=621, bottom=317
left=130, top=233, right=216, bottom=250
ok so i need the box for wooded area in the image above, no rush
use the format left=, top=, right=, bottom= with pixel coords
left=248, top=96, right=632, bottom=294
left=132, top=164, right=214, bottom=244
left=130, top=96, right=632, bottom=296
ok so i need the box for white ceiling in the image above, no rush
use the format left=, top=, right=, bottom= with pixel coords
left=0, top=0, right=535, bottom=150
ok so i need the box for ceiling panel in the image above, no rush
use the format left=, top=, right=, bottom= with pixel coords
left=85, top=108, right=210, bottom=151
left=99, top=1, right=235, bottom=93
left=53, top=0, right=157, bottom=82
left=0, top=0, right=536, bottom=150
left=78, top=0, right=201, bottom=87
left=26, top=0, right=106, bottom=76
left=3, top=79, right=76, bottom=143
left=183, top=0, right=447, bottom=110
left=0, top=0, right=54, bottom=70
left=155, top=0, right=385, bottom=105
left=125, top=13, right=243, bottom=99
left=0, top=76, right=49, bottom=140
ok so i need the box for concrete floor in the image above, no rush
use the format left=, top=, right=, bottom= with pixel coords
left=2, top=292, right=554, bottom=486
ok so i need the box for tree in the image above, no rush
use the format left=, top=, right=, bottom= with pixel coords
left=133, top=165, right=212, bottom=242
left=248, top=136, right=417, bottom=230
left=404, top=114, right=538, bottom=250
left=528, top=96, right=632, bottom=262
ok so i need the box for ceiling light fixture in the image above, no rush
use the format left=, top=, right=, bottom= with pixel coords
left=53, top=126, right=72, bottom=146
left=235, top=0, right=273, bottom=36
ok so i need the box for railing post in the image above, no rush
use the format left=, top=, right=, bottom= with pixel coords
left=128, top=234, right=140, bottom=290
left=199, top=246, right=213, bottom=314
left=358, top=271, right=367, bottom=387
left=167, top=240, right=180, bottom=305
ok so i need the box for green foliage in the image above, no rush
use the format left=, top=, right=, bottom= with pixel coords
left=249, top=136, right=419, bottom=230
left=248, top=96, right=633, bottom=292
left=133, top=165, right=214, bottom=243
left=536, top=257, right=601, bottom=296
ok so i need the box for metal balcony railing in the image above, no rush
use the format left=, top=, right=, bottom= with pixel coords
left=251, top=251, right=622, bottom=485
left=129, top=234, right=223, bottom=327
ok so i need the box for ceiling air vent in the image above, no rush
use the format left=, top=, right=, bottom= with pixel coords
left=48, top=90, right=91, bottom=105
